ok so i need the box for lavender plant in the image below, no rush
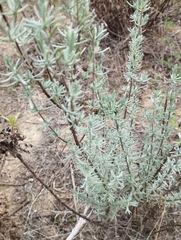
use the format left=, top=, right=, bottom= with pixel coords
left=0, top=0, right=181, bottom=221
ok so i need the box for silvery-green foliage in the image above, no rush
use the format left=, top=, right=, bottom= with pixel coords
left=0, top=0, right=181, bottom=221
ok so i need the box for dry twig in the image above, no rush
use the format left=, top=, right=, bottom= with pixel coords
left=66, top=206, right=92, bottom=240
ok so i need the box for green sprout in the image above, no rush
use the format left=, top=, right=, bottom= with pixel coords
left=1, top=112, right=21, bottom=131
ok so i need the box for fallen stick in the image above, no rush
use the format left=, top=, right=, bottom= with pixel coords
left=66, top=206, right=92, bottom=240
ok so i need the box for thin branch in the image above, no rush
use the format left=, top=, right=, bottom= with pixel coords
left=15, top=152, right=106, bottom=229
left=115, top=120, right=131, bottom=175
